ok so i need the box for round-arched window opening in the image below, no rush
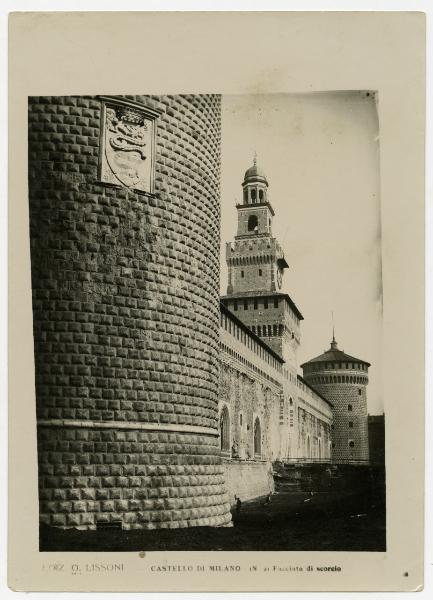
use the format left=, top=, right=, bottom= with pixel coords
left=254, top=417, right=261, bottom=457
left=243, top=189, right=248, bottom=204
left=251, top=189, right=257, bottom=202
left=248, top=214, right=258, bottom=232
left=219, top=406, right=230, bottom=453
left=259, top=189, right=264, bottom=201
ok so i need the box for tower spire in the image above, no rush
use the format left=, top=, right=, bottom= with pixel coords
left=253, top=150, right=257, bottom=166
left=331, top=311, right=338, bottom=350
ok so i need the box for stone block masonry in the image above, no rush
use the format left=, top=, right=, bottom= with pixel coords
left=37, top=426, right=228, bottom=529
left=29, top=95, right=232, bottom=529
left=223, top=460, right=274, bottom=505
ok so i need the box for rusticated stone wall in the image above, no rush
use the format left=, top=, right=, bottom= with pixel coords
left=303, top=365, right=369, bottom=463
left=29, top=95, right=232, bottom=529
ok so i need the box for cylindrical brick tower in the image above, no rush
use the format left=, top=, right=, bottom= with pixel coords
left=300, top=336, right=370, bottom=463
left=28, top=95, right=232, bottom=530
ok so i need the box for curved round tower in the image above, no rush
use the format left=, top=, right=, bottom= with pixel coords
left=301, top=336, right=370, bottom=463
left=29, top=94, right=232, bottom=530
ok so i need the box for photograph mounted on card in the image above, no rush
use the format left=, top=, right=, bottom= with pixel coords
left=8, top=11, right=425, bottom=593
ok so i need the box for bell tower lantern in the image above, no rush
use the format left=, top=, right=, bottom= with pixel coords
left=242, top=154, right=269, bottom=205
left=236, top=155, right=274, bottom=238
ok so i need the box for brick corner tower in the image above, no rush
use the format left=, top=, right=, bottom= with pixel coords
left=300, top=334, right=370, bottom=463
left=29, top=94, right=232, bottom=530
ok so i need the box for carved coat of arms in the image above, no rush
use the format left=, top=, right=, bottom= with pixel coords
left=101, top=103, right=154, bottom=192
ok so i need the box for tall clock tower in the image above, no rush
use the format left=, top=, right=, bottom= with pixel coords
left=222, top=158, right=303, bottom=367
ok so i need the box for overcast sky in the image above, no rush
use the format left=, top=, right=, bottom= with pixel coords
left=220, top=92, right=383, bottom=415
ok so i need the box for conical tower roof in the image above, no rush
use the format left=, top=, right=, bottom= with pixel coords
left=300, top=336, right=370, bottom=368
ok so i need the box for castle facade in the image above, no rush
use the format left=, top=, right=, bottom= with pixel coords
left=218, top=160, right=370, bottom=501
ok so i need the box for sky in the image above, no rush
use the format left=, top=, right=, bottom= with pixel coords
left=220, top=92, right=383, bottom=415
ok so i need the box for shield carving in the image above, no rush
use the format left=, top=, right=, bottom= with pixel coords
left=102, top=105, right=152, bottom=192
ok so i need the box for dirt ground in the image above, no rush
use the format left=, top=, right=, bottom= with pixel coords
left=40, top=488, right=386, bottom=552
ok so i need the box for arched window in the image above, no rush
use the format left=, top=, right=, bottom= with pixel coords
left=259, top=189, right=264, bottom=201
left=254, top=417, right=261, bottom=457
left=251, top=189, right=257, bottom=202
left=243, top=189, right=248, bottom=204
left=219, top=406, right=230, bottom=453
left=248, top=214, right=258, bottom=231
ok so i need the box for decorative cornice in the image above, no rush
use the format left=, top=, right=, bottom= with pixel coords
left=37, top=419, right=219, bottom=436
left=97, top=95, right=163, bottom=120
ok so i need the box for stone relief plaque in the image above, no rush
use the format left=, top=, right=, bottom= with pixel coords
left=99, top=98, right=158, bottom=193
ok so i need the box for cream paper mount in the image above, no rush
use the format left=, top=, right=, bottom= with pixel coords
left=8, top=11, right=425, bottom=593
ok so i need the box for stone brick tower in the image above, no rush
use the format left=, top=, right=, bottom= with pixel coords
left=301, top=335, right=370, bottom=463
left=28, top=95, right=232, bottom=530
left=221, top=159, right=303, bottom=368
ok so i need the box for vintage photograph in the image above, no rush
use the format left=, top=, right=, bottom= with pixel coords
left=8, top=10, right=426, bottom=593
left=28, top=92, right=386, bottom=553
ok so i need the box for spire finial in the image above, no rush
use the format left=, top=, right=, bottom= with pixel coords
left=330, top=311, right=338, bottom=350
left=253, top=151, right=257, bottom=167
